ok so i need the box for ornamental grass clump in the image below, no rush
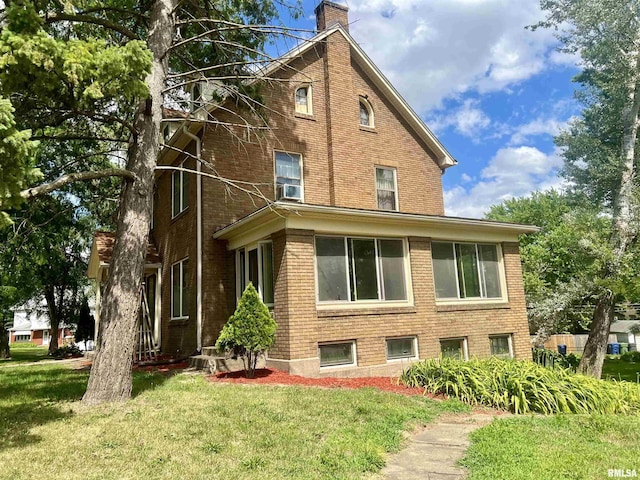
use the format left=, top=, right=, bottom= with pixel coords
left=400, top=357, right=640, bottom=415
left=215, top=283, right=277, bottom=378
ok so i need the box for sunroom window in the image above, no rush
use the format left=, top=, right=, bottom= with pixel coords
left=236, top=242, right=274, bottom=306
left=431, top=242, right=502, bottom=300
left=315, top=236, right=408, bottom=303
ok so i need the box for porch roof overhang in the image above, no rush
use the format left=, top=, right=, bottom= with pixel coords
left=87, top=231, right=162, bottom=280
left=212, top=203, right=539, bottom=250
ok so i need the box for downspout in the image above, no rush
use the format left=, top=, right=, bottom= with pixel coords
left=182, top=125, right=202, bottom=353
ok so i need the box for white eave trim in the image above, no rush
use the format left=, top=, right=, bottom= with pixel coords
left=213, top=203, right=539, bottom=248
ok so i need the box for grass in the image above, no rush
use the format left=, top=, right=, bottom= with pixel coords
left=602, top=358, right=640, bottom=383
left=0, top=362, right=467, bottom=480
left=0, top=343, right=50, bottom=364
left=462, top=415, right=640, bottom=480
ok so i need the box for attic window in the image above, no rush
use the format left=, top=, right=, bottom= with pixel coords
left=295, top=85, right=312, bottom=115
left=359, top=97, right=373, bottom=127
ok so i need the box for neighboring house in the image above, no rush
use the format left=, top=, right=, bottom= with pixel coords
left=88, top=1, right=536, bottom=376
left=9, top=305, right=73, bottom=346
left=610, top=321, right=639, bottom=346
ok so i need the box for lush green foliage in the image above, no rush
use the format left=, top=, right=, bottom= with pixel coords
left=0, top=361, right=466, bottom=479
left=532, top=348, right=580, bottom=371
left=486, top=191, right=615, bottom=335
left=0, top=97, right=39, bottom=227
left=620, top=351, right=640, bottom=363
left=0, top=342, right=49, bottom=364
left=215, top=283, right=276, bottom=377
left=462, top=414, right=640, bottom=480
left=400, top=358, right=640, bottom=414
left=602, top=357, right=640, bottom=383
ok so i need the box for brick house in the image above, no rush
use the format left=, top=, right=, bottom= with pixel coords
left=89, top=0, right=536, bottom=376
left=9, top=305, right=73, bottom=346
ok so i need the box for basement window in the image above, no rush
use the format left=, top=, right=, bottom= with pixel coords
left=319, top=341, right=356, bottom=368
left=490, top=335, right=513, bottom=359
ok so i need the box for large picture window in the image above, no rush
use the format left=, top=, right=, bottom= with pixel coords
left=431, top=242, right=503, bottom=300
left=315, top=236, right=408, bottom=303
left=171, top=258, right=189, bottom=319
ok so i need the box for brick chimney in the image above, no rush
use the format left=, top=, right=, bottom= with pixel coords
left=315, top=0, right=349, bottom=32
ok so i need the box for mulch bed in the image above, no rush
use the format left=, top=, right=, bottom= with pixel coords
left=209, top=367, right=431, bottom=396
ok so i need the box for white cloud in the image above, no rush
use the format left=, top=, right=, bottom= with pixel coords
left=444, top=146, right=565, bottom=218
left=508, top=117, right=569, bottom=145
left=429, top=99, right=491, bottom=138
left=348, top=0, right=568, bottom=112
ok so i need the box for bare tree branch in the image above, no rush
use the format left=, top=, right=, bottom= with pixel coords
left=44, top=12, right=139, bottom=40
left=20, top=169, right=135, bottom=200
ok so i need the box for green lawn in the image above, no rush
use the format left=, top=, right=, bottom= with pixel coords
left=0, top=343, right=50, bottom=364
left=602, top=358, right=640, bottom=383
left=0, top=362, right=467, bottom=480
left=462, top=415, right=640, bottom=480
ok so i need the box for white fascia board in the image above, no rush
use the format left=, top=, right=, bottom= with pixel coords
left=213, top=203, right=539, bottom=248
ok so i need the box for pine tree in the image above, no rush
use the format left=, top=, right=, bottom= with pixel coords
left=215, top=283, right=276, bottom=378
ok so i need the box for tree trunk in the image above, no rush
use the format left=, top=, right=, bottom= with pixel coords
left=577, top=290, right=614, bottom=378
left=44, top=286, right=59, bottom=354
left=82, top=0, right=176, bottom=405
left=0, top=319, right=9, bottom=359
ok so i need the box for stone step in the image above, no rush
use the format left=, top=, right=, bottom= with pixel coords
left=188, top=353, right=266, bottom=374
left=201, top=346, right=222, bottom=356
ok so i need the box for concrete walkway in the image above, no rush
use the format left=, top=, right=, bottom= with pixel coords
left=381, top=413, right=497, bottom=480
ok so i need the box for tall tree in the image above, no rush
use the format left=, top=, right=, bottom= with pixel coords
left=535, top=0, right=640, bottom=377
left=487, top=190, right=612, bottom=338
left=0, top=0, right=299, bottom=403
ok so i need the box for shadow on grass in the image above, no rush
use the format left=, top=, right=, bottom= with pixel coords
left=0, top=364, right=173, bottom=452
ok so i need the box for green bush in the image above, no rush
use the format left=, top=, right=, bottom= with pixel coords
left=400, top=357, right=640, bottom=415
left=532, top=348, right=579, bottom=371
left=51, top=344, right=82, bottom=359
left=620, top=351, right=640, bottom=363
left=215, top=283, right=277, bottom=378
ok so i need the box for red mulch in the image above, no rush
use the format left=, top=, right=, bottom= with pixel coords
left=209, top=368, right=431, bottom=397
left=134, top=360, right=190, bottom=373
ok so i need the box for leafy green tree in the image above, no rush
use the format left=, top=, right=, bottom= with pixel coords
left=487, top=191, right=612, bottom=337
left=215, top=283, right=276, bottom=378
left=534, top=0, right=640, bottom=377
left=0, top=195, right=95, bottom=354
left=0, top=0, right=299, bottom=403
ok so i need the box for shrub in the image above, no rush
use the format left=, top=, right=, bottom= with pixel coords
left=620, top=351, right=640, bottom=363
left=532, top=348, right=579, bottom=371
left=400, top=357, right=640, bottom=415
left=51, top=344, right=83, bottom=359
left=215, top=283, right=277, bottom=378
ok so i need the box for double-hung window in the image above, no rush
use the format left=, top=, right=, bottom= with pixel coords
left=171, top=258, right=189, bottom=319
left=275, top=151, right=302, bottom=201
left=171, top=162, right=189, bottom=217
left=295, top=86, right=312, bottom=115
left=376, top=167, right=398, bottom=211
left=431, top=242, right=503, bottom=301
left=315, top=236, right=408, bottom=303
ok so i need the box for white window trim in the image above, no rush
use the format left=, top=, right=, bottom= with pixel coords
left=235, top=240, right=275, bottom=307
left=386, top=336, right=419, bottom=362
left=489, top=334, right=514, bottom=359
left=171, top=161, right=189, bottom=218
left=273, top=150, right=304, bottom=202
left=319, top=340, right=357, bottom=369
left=359, top=96, right=374, bottom=128
left=170, top=258, right=189, bottom=320
left=375, top=165, right=399, bottom=212
left=432, top=241, right=509, bottom=305
left=440, top=337, right=469, bottom=361
left=314, top=235, right=414, bottom=310
left=294, top=84, right=313, bottom=115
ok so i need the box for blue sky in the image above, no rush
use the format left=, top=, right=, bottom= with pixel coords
left=272, top=0, right=582, bottom=218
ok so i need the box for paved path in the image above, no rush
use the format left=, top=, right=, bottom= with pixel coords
left=381, top=413, right=497, bottom=480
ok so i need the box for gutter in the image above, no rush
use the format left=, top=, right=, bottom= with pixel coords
left=182, top=126, right=203, bottom=353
